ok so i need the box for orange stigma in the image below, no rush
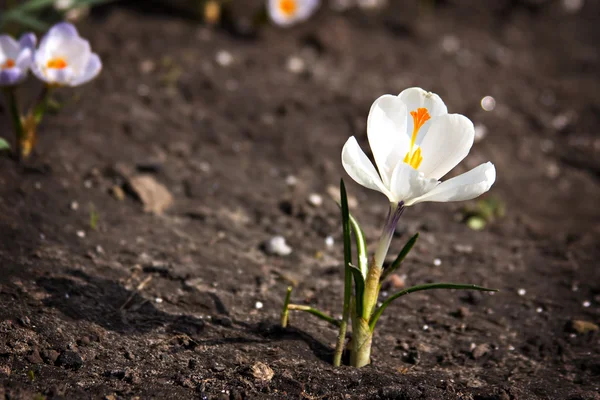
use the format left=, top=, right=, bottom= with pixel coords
left=279, top=0, right=297, bottom=16
left=1, top=59, right=15, bottom=69
left=47, top=58, right=68, bottom=69
left=403, top=107, right=431, bottom=169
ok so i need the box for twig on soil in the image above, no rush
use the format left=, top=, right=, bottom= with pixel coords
left=120, top=275, right=153, bottom=310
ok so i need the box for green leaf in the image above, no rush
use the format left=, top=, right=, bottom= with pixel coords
left=369, top=282, right=498, bottom=331
left=349, top=263, right=365, bottom=316
left=340, top=179, right=353, bottom=322
left=380, top=233, right=419, bottom=282
left=0, top=138, right=10, bottom=151
left=348, top=211, right=368, bottom=279
left=0, top=11, right=49, bottom=31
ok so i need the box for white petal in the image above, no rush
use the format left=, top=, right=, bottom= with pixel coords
left=0, top=35, right=20, bottom=60
left=69, top=53, right=101, bottom=86
left=341, top=136, right=393, bottom=200
left=44, top=67, right=75, bottom=86
left=268, top=0, right=320, bottom=26
left=389, top=162, right=439, bottom=204
left=398, top=87, right=448, bottom=146
left=15, top=48, right=32, bottom=70
left=418, top=114, right=475, bottom=180
left=37, top=22, right=79, bottom=61
left=18, top=33, right=37, bottom=50
left=406, top=162, right=496, bottom=206
left=367, top=94, right=410, bottom=187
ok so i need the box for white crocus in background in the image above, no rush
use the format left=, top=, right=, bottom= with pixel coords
left=0, top=33, right=36, bottom=86
left=267, top=0, right=320, bottom=27
left=32, top=22, right=101, bottom=87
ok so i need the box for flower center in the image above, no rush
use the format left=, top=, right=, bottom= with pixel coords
left=403, top=107, right=430, bottom=169
left=1, top=59, right=15, bottom=69
left=47, top=57, right=68, bottom=69
left=279, top=0, right=297, bottom=16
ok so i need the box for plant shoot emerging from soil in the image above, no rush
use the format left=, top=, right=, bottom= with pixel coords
left=0, top=22, right=101, bottom=160
left=282, top=87, right=498, bottom=368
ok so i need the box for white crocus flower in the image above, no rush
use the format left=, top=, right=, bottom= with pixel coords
left=0, top=33, right=36, bottom=86
left=342, top=87, right=496, bottom=207
left=267, top=0, right=320, bottom=27
left=31, top=22, right=101, bottom=87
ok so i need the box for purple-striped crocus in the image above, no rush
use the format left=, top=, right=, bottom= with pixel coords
left=0, top=33, right=36, bottom=87
left=31, top=22, right=101, bottom=87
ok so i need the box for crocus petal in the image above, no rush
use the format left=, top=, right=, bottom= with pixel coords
left=44, top=67, right=74, bottom=85
left=0, top=35, right=20, bottom=59
left=268, top=0, right=320, bottom=26
left=37, top=22, right=80, bottom=61
left=418, top=114, right=475, bottom=180
left=342, top=136, right=393, bottom=200
left=47, top=22, right=79, bottom=39
left=18, top=33, right=37, bottom=51
left=367, top=94, right=410, bottom=187
left=69, top=53, right=101, bottom=86
left=389, top=162, right=439, bottom=204
left=15, top=48, right=32, bottom=70
left=398, top=87, right=448, bottom=146
left=406, top=162, right=496, bottom=206
left=0, top=68, right=24, bottom=86
left=58, top=37, right=91, bottom=72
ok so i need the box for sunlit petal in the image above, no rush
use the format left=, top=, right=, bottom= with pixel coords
left=342, top=136, right=393, bottom=201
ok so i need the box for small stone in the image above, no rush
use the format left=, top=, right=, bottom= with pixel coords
left=251, top=362, right=274, bottom=383
left=471, top=343, right=491, bottom=359
left=286, top=56, right=306, bottom=74
left=324, top=236, right=335, bottom=248
left=215, top=50, right=233, bottom=67
left=433, top=258, right=442, bottom=266
left=583, top=300, right=591, bottom=307
left=388, top=274, right=406, bottom=289
left=455, top=306, right=471, bottom=318
left=453, top=244, right=473, bottom=254
left=307, top=193, right=323, bottom=207
left=139, top=59, right=156, bottom=74
left=155, top=297, right=163, bottom=304
left=285, top=175, right=298, bottom=187
left=567, top=320, right=599, bottom=334
left=70, top=201, right=79, bottom=210
left=56, top=350, right=84, bottom=370
left=480, top=96, right=496, bottom=112
left=76, top=230, right=86, bottom=238
left=27, top=349, right=43, bottom=364
left=517, top=288, right=526, bottom=296
left=79, top=336, right=91, bottom=346
left=41, top=349, right=59, bottom=364
left=128, top=175, right=173, bottom=215
left=441, top=35, right=461, bottom=54
left=263, top=236, right=292, bottom=256
left=110, top=185, right=125, bottom=201
left=255, top=301, right=263, bottom=309
left=212, top=363, right=226, bottom=372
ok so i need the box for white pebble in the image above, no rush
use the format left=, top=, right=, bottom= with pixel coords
left=441, top=35, right=461, bottom=54
left=308, top=193, right=323, bottom=207
left=95, top=245, right=105, bottom=254
left=285, top=175, right=298, bottom=187
left=536, top=307, right=543, bottom=313
left=433, top=258, right=442, bottom=266
left=287, top=56, right=306, bottom=74
left=422, top=324, right=429, bottom=331
left=76, top=230, right=86, bottom=238
left=155, top=297, right=163, bottom=304
left=481, top=96, right=496, bottom=111
left=517, top=288, right=526, bottom=296
left=255, top=301, right=264, bottom=309
left=70, top=201, right=79, bottom=211
left=563, top=0, right=584, bottom=13
left=325, top=236, right=334, bottom=248
left=264, top=236, right=292, bottom=256
left=216, top=50, right=233, bottom=67
left=583, top=301, right=591, bottom=308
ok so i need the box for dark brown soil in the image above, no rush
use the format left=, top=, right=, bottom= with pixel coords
left=1, top=1, right=600, bottom=399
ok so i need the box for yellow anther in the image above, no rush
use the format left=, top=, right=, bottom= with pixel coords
left=404, top=107, right=430, bottom=169
left=47, top=58, right=68, bottom=69
left=1, top=59, right=15, bottom=69
left=279, top=0, right=297, bottom=16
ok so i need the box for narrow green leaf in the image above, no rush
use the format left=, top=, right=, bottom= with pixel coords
left=380, top=233, right=419, bottom=282
left=349, top=263, right=365, bottom=316
left=369, top=283, right=498, bottom=331
left=0, top=138, right=10, bottom=151
left=287, top=304, right=341, bottom=327
left=1, top=11, right=49, bottom=31
left=12, top=0, right=55, bottom=12
left=348, top=212, right=368, bottom=278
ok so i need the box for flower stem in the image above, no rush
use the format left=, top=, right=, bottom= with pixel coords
left=2, top=88, right=24, bottom=161
left=280, top=286, right=293, bottom=328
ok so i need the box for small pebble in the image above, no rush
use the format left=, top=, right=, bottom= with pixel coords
left=287, top=56, right=306, bottom=74
left=76, top=230, right=86, bottom=238
left=325, top=236, right=335, bottom=247
left=215, top=50, right=233, bottom=67
left=536, top=307, right=543, bottom=313
left=155, top=298, right=163, bottom=304
left=422, top=325, right=429, bottom=331
left=582, top=300, right=591, bottom=308
left=517, top=288, right=526, bottom=296
left=441, top=35, right=461, bottom=54
left=285, top=175, right=298, bottom=187
left=96, top=245, right=105, bottom=254
left=454, top=244, right=473, bottom=254
left=433, top=258, right=442, bottom=266
left=308, top=193, right=323, bottom=207
left=70, top=201, right=79, bottom=211
left=481, top=96, right=496, bottom=111
left=264, top=236, right=292, bottom=256
left=255, top=301, right=264, bottom=309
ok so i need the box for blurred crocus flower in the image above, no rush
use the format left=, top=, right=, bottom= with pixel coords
left=0, top=33, right=36, bottom=87
left=32, top=22, right=101, bottom=87
left=267, top=0, right=320, bottom=27
left=342, top=87, right=496, bottom=206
